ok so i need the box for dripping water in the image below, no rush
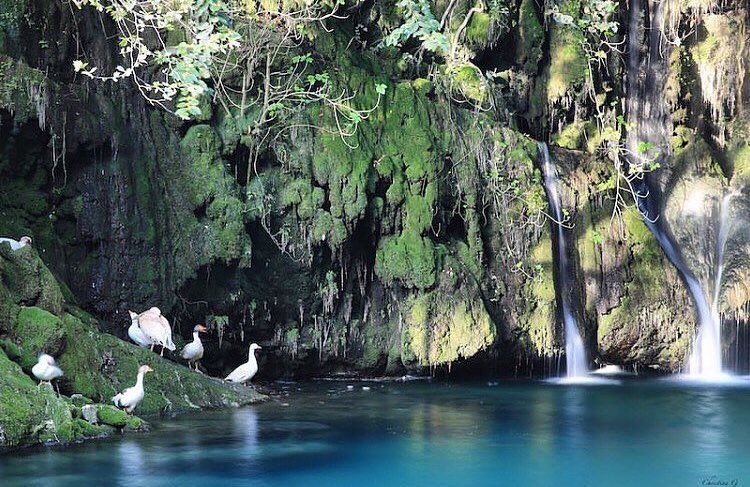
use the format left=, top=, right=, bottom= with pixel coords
left=538, top=142, right=588, bottom=378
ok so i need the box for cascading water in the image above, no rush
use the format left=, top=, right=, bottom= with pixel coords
left=625, top=0, right=726, bottom=378
left=538, top=142, right=588, bottom=378
left=687, top=193, right=734, bottom=377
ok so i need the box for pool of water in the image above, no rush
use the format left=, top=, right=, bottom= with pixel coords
left=2, top=379, right=750, bottom=486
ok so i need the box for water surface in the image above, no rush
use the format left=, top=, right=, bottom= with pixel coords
left=2, top=380, right=750, bottom=486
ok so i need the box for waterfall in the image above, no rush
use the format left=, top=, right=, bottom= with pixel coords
left=688, top=193, right=733, bottom=376
left=642, top=209, right=719, bottom=376
left=625, top=0, right=729, bottom=378
left=538, top=142, right=588, bottom=378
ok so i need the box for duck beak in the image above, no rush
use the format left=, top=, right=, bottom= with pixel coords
left=198, top=325, right=207, bottom=332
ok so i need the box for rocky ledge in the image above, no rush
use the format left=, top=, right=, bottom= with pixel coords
left=0, top=246, right=264, bottom=451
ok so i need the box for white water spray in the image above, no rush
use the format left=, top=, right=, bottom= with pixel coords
left=688, top=193, right=734, bottom=377
left=538, top=142, right=588, bottom=378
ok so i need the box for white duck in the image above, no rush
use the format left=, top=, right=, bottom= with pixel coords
left=112, top=365, right=153, bottom=413
left=0, top=236, right=31, bottom=251
left=225, top=343, right=261, bottom=385
left=127, top=311, right=152, bottom=347
left=128, top=307, right=175, bottom=356
left=181, top=324, right=207, bottom=372
left=31, top=354, right=63, bottom=387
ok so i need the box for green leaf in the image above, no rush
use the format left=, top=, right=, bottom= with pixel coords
left=73, top=60, right=88, bottom=72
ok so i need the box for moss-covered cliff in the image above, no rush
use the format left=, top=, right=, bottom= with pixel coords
left=0, top=0, right=748, bottom=393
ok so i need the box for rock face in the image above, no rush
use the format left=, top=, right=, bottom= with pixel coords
left=0, top=0, right=748, bottom=384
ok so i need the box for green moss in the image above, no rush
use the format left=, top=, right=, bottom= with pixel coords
left=444, top=63, right=488, bottom=103
left=358, top=319, right=391, bottom=370
left=181, top=125, right=228, bottom=207
left=552, top=121, right=589, bottom=150
left=729, top=145, right=750, bottom=182
left=375, top=231, right=436, bottom=289
left=9, top=306, right=64, bottom=368
left=465, top=12, right=491, bottom=45
left=517, top=0, right=544, bottom=73
left=0, top=347, right=111, bottom=449
left=0, top=0, right=28, bottom=51
left=517, top=236, right=557, bottom=356
left=596, top=208, right=684, bottom=358
left=95, top=405, right=132, bottom=428
left=401, top=287, right=495, bottom=366
left=412, top=78, right=432, bottom=96
left=0, top=246, right=64, bottom=316
left=0, top=55, right=49, bottom=122
left=547, top=23, right=588, bottom=103
left=179, top=124, right=251, bottom=266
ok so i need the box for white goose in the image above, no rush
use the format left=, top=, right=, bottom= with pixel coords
left=32, top=354, right=63, bottom=387
left=128, top=307, right=175, bottom=356
left=112, top=365, right=153, bottom=413
left=225, top=343, right=261, bottom=385
left=127, top=311, right=152, bottom=348
left=181, top=324, right=207, bottom=372
left=0, top=236, right=31, bottom=251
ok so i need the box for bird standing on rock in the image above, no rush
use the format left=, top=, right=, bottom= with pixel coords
left=225, top=343, right=261, bottom=385
left=112, top=365, right=153, bottom=414
left=127, top=307, right=175, bottom=356
left=127, top=311, right=152, bottom=348
left=0, top=236, right=32, bottom=251
left=181, top=324, right=207, bottom=372
left=32, top=354, right=63, bottom=390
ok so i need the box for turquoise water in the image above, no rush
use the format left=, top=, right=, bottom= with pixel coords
left=2, top=379, right=750, bottom=486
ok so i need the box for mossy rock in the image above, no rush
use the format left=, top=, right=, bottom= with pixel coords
left=0, top=347, right=110, bottom=450
left=95, top=404, right=144, bottom=430
left=375, top=231, right=437, bottom=289
left=400, top=256, right=496, bottom=367
left=5, top=306, right=65, bottom=369
left=0, top=245, right=64, bottom=316
left=0, top=250, right=264, bottom=418
left=547, top=23, right=588, bottom=103
left=443, top=63, right=488, bottom=103
left=516, top=0, right=545, bottom=73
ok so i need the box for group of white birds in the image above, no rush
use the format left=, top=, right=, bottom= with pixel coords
left=6, top=235, right=262, bottom=415
left=127, top=306, right=261, bottom=382
left=121, top=307, right=262, bottom=412
left=30, top=306, right=262, bottom=415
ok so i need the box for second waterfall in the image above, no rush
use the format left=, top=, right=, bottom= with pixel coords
left=538, top=142, right=588, bottom=378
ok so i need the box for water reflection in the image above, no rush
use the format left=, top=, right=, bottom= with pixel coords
left=560, top=387, right=587, bottom=450
left=118, top=440, right=148, bottom=487
left=528, top=388, right=556, bottom=455
left=232, top=408, right=260, bottom=453
left=2, top=381, right=750, bottom=487
left=691, top=389, right=726, bottom=470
